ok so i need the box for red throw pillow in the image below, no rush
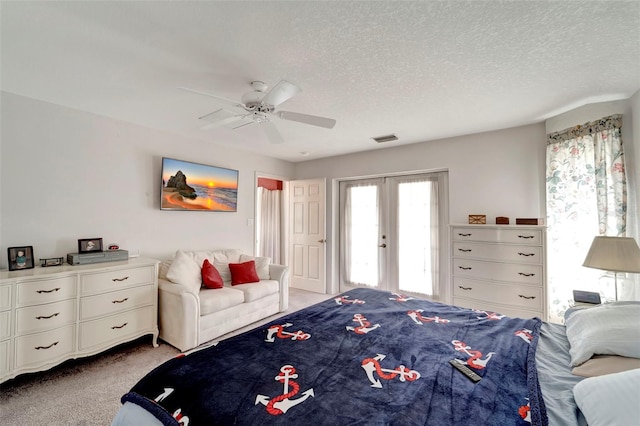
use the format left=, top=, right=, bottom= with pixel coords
left=201, top=259, right=224, bottom=289
left=229, top=260, right=260, bottom=285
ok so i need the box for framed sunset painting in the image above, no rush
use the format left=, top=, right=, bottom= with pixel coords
left=160, top=157, right=238, bottom=212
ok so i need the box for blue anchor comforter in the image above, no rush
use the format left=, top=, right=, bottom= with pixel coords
left=121, top=288, right=546, bottom=425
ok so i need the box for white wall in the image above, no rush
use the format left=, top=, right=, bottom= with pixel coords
left=293, top=123, right=547, bottom=293
left=0, top=92, right=295, bottom=268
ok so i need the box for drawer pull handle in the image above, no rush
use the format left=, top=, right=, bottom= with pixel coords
left=458, top=233, right=472, bottom=237
left=458, top=286, right=472, bottom=290
left=458, top=266, right=472, bottom=270
left=112, top=297, right=129, bottom=304
left=36, top=312, right=60, bottom=320
left=518, top=272, right=535, bottom=277
left=112, top=276, right=130, bottom=282
left=111, top=322, right=128, bottom=330
left=35, top=341, right=59, bottom=350
left=518, top=235, right=535, bottom=239
left=36, top=287, right=60, bottom=294
left=519, top=295, right=536, bottom=300
left=458, top=249, right=472, bottom=252
left=518, top=252, right=535, bottom=257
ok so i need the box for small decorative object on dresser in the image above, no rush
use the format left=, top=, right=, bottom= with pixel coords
left=7, top=246, right=35, bottom=271
left=468, top=214, right=486, bottom=224
left=496, top=216, right=509, bottom=225
left=40, top=257, right=64, bottom=267
left=78, top=238, right=103, bottom=253
left=451, top=224, right=547, bottom=320
left=516, top=218, right=545, bottom=225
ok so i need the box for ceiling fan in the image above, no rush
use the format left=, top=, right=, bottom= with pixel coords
left=179, top=80, right=336, bottom=144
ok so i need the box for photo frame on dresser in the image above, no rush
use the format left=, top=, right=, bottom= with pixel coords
left=7, top=246, right=35, bottom=271
left=78, top=238, right=103, bottom=253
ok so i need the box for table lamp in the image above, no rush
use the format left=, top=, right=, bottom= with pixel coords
left=582, top=236, right=640, bottom=301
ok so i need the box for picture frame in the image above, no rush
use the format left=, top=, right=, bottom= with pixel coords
left=78, top=238, right=103, bottom=253
left=160, top=157, right=239, bottom=212
left=8, top=246, right=35, bottom=271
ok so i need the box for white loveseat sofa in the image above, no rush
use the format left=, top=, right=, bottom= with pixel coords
left=157, top=249, right=289, bottom=351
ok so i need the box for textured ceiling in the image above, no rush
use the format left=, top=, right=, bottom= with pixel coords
left=1, top=1, right=639, bottom=162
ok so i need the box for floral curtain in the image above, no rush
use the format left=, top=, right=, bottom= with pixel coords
left=545, top=114, right=627, bottom=322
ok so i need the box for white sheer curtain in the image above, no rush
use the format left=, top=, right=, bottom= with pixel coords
left=396, top=176, right=439, bottom=299
left=257, top=187, right=281, bottom=264
left=341, top=180, right=381, bottom=287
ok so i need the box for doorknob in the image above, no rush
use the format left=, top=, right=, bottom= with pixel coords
left=379, top=243, right=387, bottom=248
left=318, top=239, right=326, bottom=243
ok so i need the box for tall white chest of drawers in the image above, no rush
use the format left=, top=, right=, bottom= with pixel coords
left=0, top=257, right=159, bottom=383
left=451, top=224, right=547, bottom=320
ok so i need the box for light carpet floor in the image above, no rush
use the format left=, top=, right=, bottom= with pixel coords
left=0, top=288, right=334, bottom=426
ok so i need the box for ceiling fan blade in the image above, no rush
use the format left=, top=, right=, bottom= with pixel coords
left=277, top=111, right=336, bottom=129
left=178, top=87, right=244, bottom=109
left=263, top=121, right=285, bottom=144
left=200, top=115, right=248, bottom=130
left=261, top=80, right=301, bottom=106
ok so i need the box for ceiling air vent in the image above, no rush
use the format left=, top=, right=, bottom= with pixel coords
left=372, top=134, right=398, bottom=143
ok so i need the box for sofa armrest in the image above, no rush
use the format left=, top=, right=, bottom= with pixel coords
left=269, top=264, right=289, bottom=311
left=157, top=278, right=200, bottom=351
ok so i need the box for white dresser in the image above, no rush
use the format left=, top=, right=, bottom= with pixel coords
left=450, top=224, right=546, bottom=320
left=0, top=257, right=159, bottom=383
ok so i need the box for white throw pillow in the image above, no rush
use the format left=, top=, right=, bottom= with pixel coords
left=240, top=254, right=271, bottom=280
left=565, top=302, right=640, bottom=366
left=165, top=250, right=201, bottom=293
left=573, top=368, right=640, bottom=426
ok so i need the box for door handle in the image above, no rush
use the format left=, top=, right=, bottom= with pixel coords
left=317, top=239, right=326, bottom=243
left=379, top=243, right=387, bottom=248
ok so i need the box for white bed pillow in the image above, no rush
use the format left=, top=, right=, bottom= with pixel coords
left=165, top=250, right=201, bottom=293
left=565, top=303, right=640, bottom=366
left=239, top=254, right=271, bottom=280
left=573, top=368, right=640, bottom=426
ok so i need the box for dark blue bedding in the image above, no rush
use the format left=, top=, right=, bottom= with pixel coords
left=121, top=288, right=546, bottom=425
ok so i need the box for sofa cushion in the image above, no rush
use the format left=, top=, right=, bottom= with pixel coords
left=166, top=250, right=201, bottom=293
left=232, top=279, right=280, bottom=303
left=229, top=260, right=261, bottom=285
left=199, top=287, right=245, bottom=315
left=239, top=254, right=271, bottom=280
left=201, top=259, right=224, bottom=289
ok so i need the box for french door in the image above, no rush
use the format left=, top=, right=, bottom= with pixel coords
left=339, top=172, right=447, bottom=299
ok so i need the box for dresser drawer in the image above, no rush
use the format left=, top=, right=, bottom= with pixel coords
left=452, top=227, right=542, bottom=245
left=453, top=259, right=542, bottom=285
left=80, top=266, right=155, bottom=295
left=0, top=311, right=10, bottom=340
left=453, top=278, right=543, bottom=310
left=15, top=325, right=75, bottom=369
left=16, top=299, right=76, bottom=335
left=79, top=305, right=154, bottom=350
left=16, top=276, right=77, bottom=307
left=453, top=242, right=542, bottom=264
left=0, top=285, right=12, bottom=310
left=0, top=339, right=11, bottom=377
left=80, top=285, right=154, bottom=320
left=453, top=297, right=542, bottom=320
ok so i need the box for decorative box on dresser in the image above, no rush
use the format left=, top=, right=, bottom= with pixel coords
left=451, top=224, right=547, bottom=320
left=0, top=257, right=159, bottom=384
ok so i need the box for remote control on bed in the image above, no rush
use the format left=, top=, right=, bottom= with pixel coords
left=449, top=358, right=482, bottom=383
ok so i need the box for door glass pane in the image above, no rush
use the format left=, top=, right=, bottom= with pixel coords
left=398, top=180, right=433, bottom=295
left=346, top=184, right=379, bottom=286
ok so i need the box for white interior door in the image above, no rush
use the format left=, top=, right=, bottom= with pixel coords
left=289, top=178, right=326, bottom=293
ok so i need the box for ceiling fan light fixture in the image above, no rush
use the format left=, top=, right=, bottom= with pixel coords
left=372, top=134, right=398, bottom=143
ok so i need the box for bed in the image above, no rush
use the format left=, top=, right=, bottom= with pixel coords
left=112, top=288, right=640, bottom=426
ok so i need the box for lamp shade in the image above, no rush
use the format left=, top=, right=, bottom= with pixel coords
left=582, top=236, right=640, bottom=273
